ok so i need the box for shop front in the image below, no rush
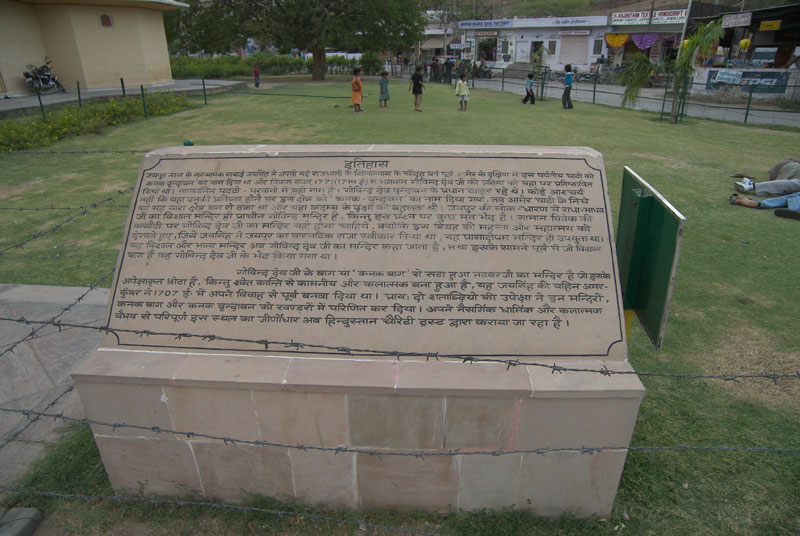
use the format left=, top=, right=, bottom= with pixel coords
left=458, top=16, right=610, bottom=71
left=604, top=9, right=688, bottom=68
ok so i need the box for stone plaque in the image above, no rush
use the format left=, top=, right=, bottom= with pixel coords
left=106, top=146, right=626, bottom=359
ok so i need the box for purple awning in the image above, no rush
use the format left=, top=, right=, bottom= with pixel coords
left=632, top=33, right=659, bottom=50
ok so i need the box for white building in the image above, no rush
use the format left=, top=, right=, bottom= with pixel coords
left=457, top=16, right=611, bottom=71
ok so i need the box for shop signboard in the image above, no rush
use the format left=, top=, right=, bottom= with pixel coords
left=759, top=20, right=781, bottom=31
left=460, top=16, right=608, bottom=29
left=705, top=70, right=790, bottom=94
left=722, top=12, right=752, bottom=28
left=459, top=19, right=512, bottom=29
left=611, top=9, right=686, bottom=25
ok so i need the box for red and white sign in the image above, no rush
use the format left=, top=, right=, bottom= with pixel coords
left=612, top=9, right=687, bottom=25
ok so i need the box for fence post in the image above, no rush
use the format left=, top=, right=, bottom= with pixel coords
left=35, top=85, right=46, bottom=120
left=120, top=78, right=126, bottom=97
left=501, top=68, right=505, bottom=92
left=744, top=85, right=754, bottom=124
left=140, top=85, right=147, bottom=118
left=77, top=81, right=82, bottom=107
left=539, top=68, right=546, bottom=100
left=592, top=73, right=597, bottom=104
left=202, top=78, right=208, bottom=105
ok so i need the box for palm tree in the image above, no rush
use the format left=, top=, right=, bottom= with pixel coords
left=620, top=18, right=724, bottom=124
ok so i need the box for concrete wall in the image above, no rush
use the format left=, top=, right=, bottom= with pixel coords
left=34, top=5, right=84, bottom=91
left=0, top=0, right=47, bottom=94
left=1, top=1, right=173, bottom=95
left=75, top=350, right=644, bottom=516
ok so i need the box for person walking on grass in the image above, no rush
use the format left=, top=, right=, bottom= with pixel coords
left=562, top=64, right=574, bottom=109
left=253, top=65, right=260, bottom=88
left=455, top=73, right=470, bottom=111
left=522, top=73, right=536, bottom=105
left=409, top=66, right=425, bottom=112
left=351, top=68, right=364, bottom=113
left=378, top=71, right=390, bottom=108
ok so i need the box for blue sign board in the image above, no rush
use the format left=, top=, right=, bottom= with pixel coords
left=705, top=70, right=790, bottom=94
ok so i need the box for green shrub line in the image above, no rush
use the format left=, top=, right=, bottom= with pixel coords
left=0, top=93, right=194, bottom=152
left=169, top=53, right=379, bottom=79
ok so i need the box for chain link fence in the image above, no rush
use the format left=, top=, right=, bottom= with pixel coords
left=390, top=62, right=800, bottom=128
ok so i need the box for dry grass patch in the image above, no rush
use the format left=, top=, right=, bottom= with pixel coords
left=707, top=325, right=800, bottom=408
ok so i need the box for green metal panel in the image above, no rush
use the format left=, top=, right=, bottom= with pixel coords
left=616, top=167, right=685, bottom=349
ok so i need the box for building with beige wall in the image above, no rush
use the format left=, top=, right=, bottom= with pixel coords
left=0, top=0, right=185, bottom=96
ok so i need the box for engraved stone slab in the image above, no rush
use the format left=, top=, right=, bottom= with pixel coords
left=105, top=145, right=626, bottom=360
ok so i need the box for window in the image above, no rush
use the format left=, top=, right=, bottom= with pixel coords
left=593, top=38, right=603, bottom=55
left=501, top=40, right=509, bottom=54
left=548, top=40, right=557, bottom=55
left=98, top=12, right=113, bottom=28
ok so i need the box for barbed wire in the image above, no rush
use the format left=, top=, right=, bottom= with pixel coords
left=0, top=486, right=445, bottom=536
left=0, top=268, right=114, bottom=360
left=1, top=407, right=797, bottom=457
left=0, top=187, right=133, bottom=257
left=0, top=383, right=75, bottom=451
left=0, top=314, right=797, bottom=384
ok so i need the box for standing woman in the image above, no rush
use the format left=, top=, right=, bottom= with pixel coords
left=562, top=64, right=574, bottom=109
left=351, top=68, right=364, bottom=113
left=409, top=66, right=425, bottom=112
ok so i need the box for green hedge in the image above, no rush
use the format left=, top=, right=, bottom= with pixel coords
left=170, top=53, right=363, bottom=78
left=0, top=92, right=193, bottom=152
left=171, top=54, right=311, bottom=78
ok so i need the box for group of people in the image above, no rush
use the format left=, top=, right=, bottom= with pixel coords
left=729, top=158, right=800, bottom=220
left=349, top=64, right=578, bottom=113
left=350, top=67, right=470, bottom=113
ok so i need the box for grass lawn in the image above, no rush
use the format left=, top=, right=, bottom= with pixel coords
left=1, top=79, right=799, bottom=535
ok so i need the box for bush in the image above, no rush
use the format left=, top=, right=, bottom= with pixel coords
left=359, top=51, right=382, bottom=75
left=0, top=92, right=193, bottom=151
left=171, top=54, right=309, bottom=78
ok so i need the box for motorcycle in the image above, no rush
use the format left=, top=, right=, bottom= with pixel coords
left=23, top=57, right=65, bottom=93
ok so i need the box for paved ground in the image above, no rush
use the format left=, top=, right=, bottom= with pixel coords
left=0, top=284, right=108, bottom=491
left=0, top=79, right=245, bottom=118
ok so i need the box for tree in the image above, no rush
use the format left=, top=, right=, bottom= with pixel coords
left=619, top=18, right=724, bottom=124
left=165, top=0, right=253, bottom=55
left=260, top=0, right=424, bottom=80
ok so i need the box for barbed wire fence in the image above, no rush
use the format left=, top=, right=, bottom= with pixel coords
left=0, top=487, right=448, bottom=536
left=1, top=314, right=799, bottom=384
left=1, top=137, right=799, bottom=534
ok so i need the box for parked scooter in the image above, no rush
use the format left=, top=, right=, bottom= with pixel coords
left=23, top=57, right=65, bottom=93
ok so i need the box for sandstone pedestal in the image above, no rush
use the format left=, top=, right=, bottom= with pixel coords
left=74, top=145, right=644, bottom=516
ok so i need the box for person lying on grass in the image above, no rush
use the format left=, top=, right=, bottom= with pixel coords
left=732, top=158, right=800, bottom=195
left=730, top=192, right=800, bottom=220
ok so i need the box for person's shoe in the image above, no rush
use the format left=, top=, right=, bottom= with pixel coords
left=774, top=208, right=800, bottom=220
left=734, top=178, right=754, bottom=192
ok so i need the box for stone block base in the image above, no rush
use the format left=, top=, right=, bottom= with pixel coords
left=74, top=349, right=644, bottom=516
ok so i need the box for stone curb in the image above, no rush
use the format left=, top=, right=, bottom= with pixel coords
left=0, top=508, right=42, bottom=536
